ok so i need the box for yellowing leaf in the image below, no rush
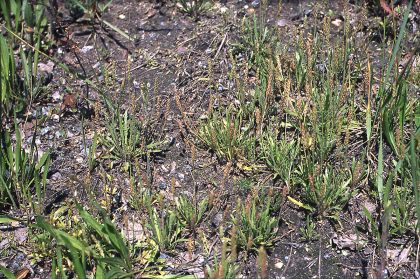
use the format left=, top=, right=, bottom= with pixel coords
left=287, top=196, right=314, bottom=212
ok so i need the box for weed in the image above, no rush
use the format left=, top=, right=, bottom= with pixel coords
left=147, top=207, right=186, bottom=252
left=236, top=14, right=276, bottom=72
left=176, top=0, right=212, bottom=18
left=0, top=266, right=15, bottom=279
left=235, top=178, right=254, bottom=192
left=101, top=105, right=164, bottom=167
left=205, top=241, right=239, bottom=279
left=198, top=105, right=257, bottom=163
left=87, top=132, right=99, bottom=173
left=0, top=33, right=46, bottom=114
left=0, top=34, right=18, bottom=114
left=300, top=215, right=319, bottom=241
left=260, top=132, right=299, bottom=187
left=35, top=205, right=134, bottom=278
left=0, top=125, right=50, bottom=214
left=128, top=184, right=156, bottom=213
left=296, top=161, right=353, bottom=219
left=409, top=134, right=420, bottom=235
left=0, top=0, right=48, bottom=114
left=175, top=194, right=209, bottom=233
left=231, top=196, right=278, bottom=253
left=389, top=175, right=416, bottom=236
left=0, top=0, right=47, bottom=43
left=66, top=0, right=131, bottom=40
left=362, top=6, right=418, bottom=271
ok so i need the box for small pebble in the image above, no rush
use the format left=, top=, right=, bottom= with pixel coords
left=51, top=172, right=62, bottom=180
left=332, top=18, right=342, bottom=27
left=118, top=14, right=126, bottom=20
left=277, top=19, right=288, bottom=27
left=159, top=181, right=167, bottom=190
left=41, top=127, right=50, bottom=135
left=51, top=91, right=61, bottom=101
left=275, top=261, right=284, bottom=269
left=81, top=45, right=94, bottom=53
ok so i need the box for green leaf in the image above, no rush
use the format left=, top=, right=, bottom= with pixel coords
left=23, top=0, right=34, bottom=28
left=0, top=215, right=21, bottom=224
left=377, top=137, right=384, bottom=203
left=77, top=205, right=105, bottom=238
left=36, top=151, right=50, bottom=170
left=410, top=135, right=420, bottom=233
left=0, top=266, right=16, bottom=279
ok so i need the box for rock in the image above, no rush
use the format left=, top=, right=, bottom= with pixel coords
left=51, top=91, right=61, bottom=101
left=14, top=227, right=28, bottom=244
left=161, top=165, right=169, bottom=173
left=275, top=261, right=284, bottom=269
left=81, top=45, right=94, bottom=53
left=177, top=46, right=188, bottom=55
left=332, top=18, right=342, bottom=27
left=124, top=220, right=144, bottom=241
left=0, top=239, right=10, bottom=249
left=332, top=233, right=367, bottom=250
left=118, top=14, right=126, bottom=20
left=212, top=213, right=223, bottom=227
left=41, top=127, right=50, bottom=135
left=158, top=180, right=167, bottom=190
left=38, top=61, right=54, bottom=74
left=247, top=7, right=255, bottom=14
left=51, top=172, right=62, bottom=180
left=277, top=19, right=289, bottom=27
left=387, top=247, right=411, bottom=263
left=170, top=161, right=177, bottom=173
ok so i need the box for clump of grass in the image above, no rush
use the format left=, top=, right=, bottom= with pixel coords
left=175, top=193, right=209, bottom=233
left=198, top=105, right=257, bottom=163
left=260, top=132, right=299, bottom=188
left=128, top=183, right=156, bottom=213
left=146, top=207, right=186, bottom=252
left=295, top=160, right=353, bottom=219
left=99, top=71, right=168, bottom=170
left=299, top=215, right=319, bottom=241
left=0, top=124, right=50, bottom=214
left=35, top=205, right=134, bottom=278
left=236, top=13, right=277, bottom=72
left=231, top=195, right=278, bottom=253
left=205, top=241, right=239, bottom=279
left=176, top=0, right=212, bottom=18
left=101, top=106, right=157, bottom=164
left=0, top=0, right=48, bottom=115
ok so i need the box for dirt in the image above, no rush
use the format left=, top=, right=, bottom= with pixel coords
left=1, top=0, right=419, bottom=278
